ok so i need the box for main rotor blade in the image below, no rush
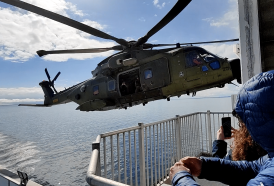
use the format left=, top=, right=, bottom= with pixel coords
left=36, top=45, right=123, bottom=57
left=0, top=0, right=128, bottom=47
left=179, top=38, right=240, bottom=45
left=135, top=0, right=192, bottom=47
left=145, top=39, right=240, bottom=49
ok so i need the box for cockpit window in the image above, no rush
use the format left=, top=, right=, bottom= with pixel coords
left=93, top=85, right=99, bottom=95
left=198, top=50, right=218, bottom=62
left=197, top=50, right=221, bottom=70
left=186, top=51, right=203, bottom=68
left=108, top=80, right=116, bottom=91
left=209, top=61, right=221, bottom=70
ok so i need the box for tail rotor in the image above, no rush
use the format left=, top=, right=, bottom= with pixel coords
left=45, top=68, right=61, bottom=93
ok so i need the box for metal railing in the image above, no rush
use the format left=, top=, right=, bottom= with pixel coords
left=86, top=111, right=238, bottom=186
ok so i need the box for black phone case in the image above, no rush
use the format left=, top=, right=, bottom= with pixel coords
left=222, top=117, right=231, bottom=137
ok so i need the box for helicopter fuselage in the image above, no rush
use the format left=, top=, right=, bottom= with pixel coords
left=40, top=46, right=241, bottom=111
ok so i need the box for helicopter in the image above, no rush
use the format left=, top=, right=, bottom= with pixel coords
left=1, top=0, right=241, bottom=111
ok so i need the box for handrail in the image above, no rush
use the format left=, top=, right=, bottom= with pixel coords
left=87, top=111, right=236, bottom=186
left=86, top=135, right=130, bottom=186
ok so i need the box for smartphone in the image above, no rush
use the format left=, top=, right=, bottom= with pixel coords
left=222, top=117, right=231, bottom=138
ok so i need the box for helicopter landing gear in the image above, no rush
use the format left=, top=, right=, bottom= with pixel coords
left=143, top=101, right=148, bottom=106
left=192, top=92, right=196, bottom=97
left=167, top=97, right=170, bottom=101
left=186, top=91, right=190, bottom=96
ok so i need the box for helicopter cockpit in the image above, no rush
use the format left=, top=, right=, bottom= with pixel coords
left=186, top=49, right=221, bottom=71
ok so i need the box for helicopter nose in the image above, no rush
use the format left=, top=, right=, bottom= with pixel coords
left=229, top=58, right=241, bottom=84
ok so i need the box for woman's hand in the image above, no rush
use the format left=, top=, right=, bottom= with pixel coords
left=217, top=126, right=236, bottom=140
left=169, top=161, right=191, bottom=181
left=180, top=156, right=202, bottom=177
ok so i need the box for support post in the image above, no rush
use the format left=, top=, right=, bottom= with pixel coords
left=206, top=110, right=212, bottom=153
left=138, top=123, right=146, bottom=186
left=92, top=138, right=101, bottom=176
left=175, top=115, right=182, bottom=161
left=238, top=0, right=262, bottom=83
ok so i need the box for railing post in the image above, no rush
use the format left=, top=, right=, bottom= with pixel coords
left=206, top=110, right=212, bottom=153
left=92, top=140, right=101, bottom=176
left=175, top=115, right=182, bottom=161
left=138, top=123, right=146, bottom=186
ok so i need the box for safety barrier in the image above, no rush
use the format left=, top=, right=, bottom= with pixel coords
left=86, top=111, right=237, bottom=186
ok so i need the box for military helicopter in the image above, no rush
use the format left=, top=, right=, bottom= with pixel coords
left=1, top=0, right=241, bottom=111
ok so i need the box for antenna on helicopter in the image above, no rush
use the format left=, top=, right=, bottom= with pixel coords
left=45, top=68, right=61, bottom=94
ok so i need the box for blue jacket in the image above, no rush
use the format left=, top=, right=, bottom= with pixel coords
left=172, top=70, right=274, bottom=186
left=212, top=140, right=231, bottom=160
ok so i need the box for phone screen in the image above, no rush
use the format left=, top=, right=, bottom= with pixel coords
left=222, top=117, right=231, bottom=137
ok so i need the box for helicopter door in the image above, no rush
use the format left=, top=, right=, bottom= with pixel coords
left=140, top=57, right=170, bottom=91
left=185, top=51, right=207, bottom=87
left=118, top=68, right=140, bottom=96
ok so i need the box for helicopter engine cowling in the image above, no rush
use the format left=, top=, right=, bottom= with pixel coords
left=229, top=58, right=242, bottom=84
left=122, top=58, right=138, bottom=66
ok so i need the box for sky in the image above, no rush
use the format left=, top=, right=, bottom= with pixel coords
left=0, top=0, right=241, bottom=105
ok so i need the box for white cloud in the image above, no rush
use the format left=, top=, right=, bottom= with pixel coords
left=21, top=0, right=83, bottom=17
left=0, top=0, right=116, bottom=62
left=0, top=87, right=44, bottom=99
left=153, top=0, right=166, bottom=9
left=82, top=20, right=106, bottom=30
left=138, top=17, right=146, bottom=22
left=0, top=98, right=44, bottom=105
left=203, top=0, right=238, bottom=31
left=0, top=86, right=70, bottom=105
left=125, top=37, right=136, bottom=42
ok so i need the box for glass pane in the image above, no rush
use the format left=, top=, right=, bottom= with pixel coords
left=93, top=85, right=99, bottom=95
left=209, top=61, right=220, bottom=70
left=144, top=69, right=153, bottom=79
left=202, top=65, right=209, bottom=72
left=186, top=51, right=203, bottom=68
left=199, top=50, right=218, bottom=63
left=108, top=80, right=115, bottom=91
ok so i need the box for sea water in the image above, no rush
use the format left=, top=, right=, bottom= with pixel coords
left=0, top=97, right=232, bottom=186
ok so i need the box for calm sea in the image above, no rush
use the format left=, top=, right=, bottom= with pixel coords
left=0, top=97, right=232, bottom=186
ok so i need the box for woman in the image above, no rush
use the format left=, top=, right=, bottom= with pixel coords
left=212, top=123, right=267, bottom=161
left=170, top=70, right=274, bottom=186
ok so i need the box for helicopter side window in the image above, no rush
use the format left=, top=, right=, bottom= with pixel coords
left=202, top=66, right=209, bottom=72
left=108, top=80, right=116, bottom=91
left=93, top=85, right=99, bottom=95
left=144, top=69, right=153, bottom=79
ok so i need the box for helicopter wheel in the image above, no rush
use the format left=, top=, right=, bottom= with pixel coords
left=218, top=84, right=225, bottom=88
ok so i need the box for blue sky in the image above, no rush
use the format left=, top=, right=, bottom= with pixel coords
left=0, top=0, right=241, bottom=105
